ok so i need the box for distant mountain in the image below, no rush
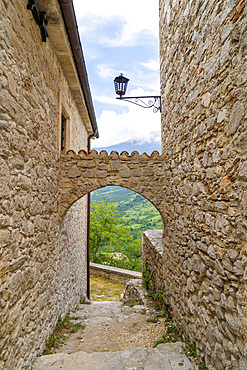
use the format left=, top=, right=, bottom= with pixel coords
left=92, top=139, right=161, bottom=155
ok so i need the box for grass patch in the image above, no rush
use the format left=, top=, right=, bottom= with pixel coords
left=146, top=312, right=167, bottom=323
left=146, top=317, right=159, bottom=323
left=198, top=364, right=209, bottom=370
left=90, top=273, right=125, bottom=301
left=155, top=312, right=167, bottom=318
left=153, top=324, right=181, bottom=348
left=43, top=314, right=85, bottom=355
left=183, top=338, right=197, bottom=357
left=124, top=299, right=136, bottom=307
left=150, top=317, right=208, bottom=369
left=182, top=338, right=209, bottom=369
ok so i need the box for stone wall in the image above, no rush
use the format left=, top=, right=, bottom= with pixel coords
left=160, top=0, right=247, bottom=368
left=0, top=0, right=89, bottom=368
left=142, top=230, right=164, bottom=298
left=59, top=149, right=166, bottom=219
left=57, top=197, right=88, bottom=316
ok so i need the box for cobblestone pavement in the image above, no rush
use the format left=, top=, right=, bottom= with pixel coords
left=33, top=301, right=194, bottom=369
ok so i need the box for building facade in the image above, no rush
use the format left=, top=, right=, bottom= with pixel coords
left=0, top=0, right=98, bottom=368
left=159, top=0, right=247, bottom=368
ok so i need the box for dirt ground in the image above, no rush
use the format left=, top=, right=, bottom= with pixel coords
left=89, top=273, right=126, bottom=301
left=44, top=275, right=180, bottom=356
left=48, top=301, right=177, bottom=355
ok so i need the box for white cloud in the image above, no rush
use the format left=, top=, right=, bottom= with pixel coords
left=73, top=0, right=159, bottom=46
left=97, top=64, right=117, bottom=80
left=93, top=88, right=161, bottom=148
left=72, top=1, right=161, bottom=148
left=93, top=94, right=128, bottom=107
left=139, top=60, right=160, bottom=71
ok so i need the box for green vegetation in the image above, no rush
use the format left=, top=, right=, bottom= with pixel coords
left=90, top=187, right=162, bottom=272
left=147, top=311, right=168, bottom=324
left=47, top=334, right=58, bottom=349
left=124, top=300, right=136, bottom=307
left=183, top=338, right=209, bottom=369
left=43, top=314, right=85, bottom=355
left=91, top=187, right=163, bottom=239
left=198, top=364, right=209, bottom=370
left=155, top=312, right=167, bottom=318
left=90, top=200, right=132, bottom=260
left=153, top=324, right=181, bottom=347
left=146, top=317, right=159, bottom=323
left=183, top=338, right=197, bottom=357
left=90, top=199, right=142, bottom=271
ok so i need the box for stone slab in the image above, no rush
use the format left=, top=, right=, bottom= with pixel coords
left=33, top=343, right=194, bottom=370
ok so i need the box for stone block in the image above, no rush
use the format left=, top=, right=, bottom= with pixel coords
left=95, top=170, right=107, bottom=178
left=217, top=109, right=227, bottom=123
left=0, top=229, right=10, bottom=247
left=67, top=167, right=81, bottom=178
left=9, top=257, right=27, bottom=273
left=226, top=101, right=244, bottom=136
left=225, top=312, right=242, bottom=336
left=77, top=161, right=95, bottom=168
left=120, top=171, right=132, bottom=178
left=233, top=260, right=244, bottom=276
left=201, top=92, right=211, bottom=108
left=0, top=158, right=10, bottom=198
left=83, top=169, right=95, bottom=178
left=235, top=134, right=247, bottom=155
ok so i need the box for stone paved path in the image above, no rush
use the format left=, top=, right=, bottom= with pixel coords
left=33, top=302, right=194, bottom=370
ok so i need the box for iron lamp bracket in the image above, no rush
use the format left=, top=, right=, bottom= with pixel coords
left=117, top=95, right=161, bottom=113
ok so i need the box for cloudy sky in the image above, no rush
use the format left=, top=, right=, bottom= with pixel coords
left=73, top=0, right=161, bottom=148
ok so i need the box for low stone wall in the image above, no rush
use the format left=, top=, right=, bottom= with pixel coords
left=122, top=279, right=160, bottom=311
left=142, top=230, right=164, bottom=299
left=90, top=263, right=142, bottom=285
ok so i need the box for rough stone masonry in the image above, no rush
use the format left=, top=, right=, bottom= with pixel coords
left=0, top=0, right=92, bottom=368
left=159, top=0, right=247, bottom=368
left=59, top=149, right=167, bottom=219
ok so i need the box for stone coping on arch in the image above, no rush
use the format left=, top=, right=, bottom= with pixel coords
left=60, top=149, right=164, bottom=161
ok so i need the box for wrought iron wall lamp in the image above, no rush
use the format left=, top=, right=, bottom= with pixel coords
left=114, top=74, right=161, bottom=113
left=27, top=0, right=49, bottom=42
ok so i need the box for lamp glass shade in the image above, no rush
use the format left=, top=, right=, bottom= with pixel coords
left=114, top=74, right=129, bottom=97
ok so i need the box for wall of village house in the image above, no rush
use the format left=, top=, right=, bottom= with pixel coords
left=0, top=0, right=88, bottom=368
left=160, top=0, right=247, bottom=369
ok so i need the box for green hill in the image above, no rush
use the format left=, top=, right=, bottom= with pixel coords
left=90, top=186, right=163, bottom=241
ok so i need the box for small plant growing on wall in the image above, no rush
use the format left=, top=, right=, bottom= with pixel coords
left=142, top=260, right=166, bottom=309
left=43, top=314, right=85, bottom=355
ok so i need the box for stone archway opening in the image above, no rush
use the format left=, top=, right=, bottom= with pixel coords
left=58, top=149, right=167, bottom=301
left=89, top=185, right=164, bottom=301
left=90, top=185, right=163, bottom=269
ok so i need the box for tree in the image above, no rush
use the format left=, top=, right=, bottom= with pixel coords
left=90, top=200, right=133, bottom=261
left=122, top=239, right=142, bottom=271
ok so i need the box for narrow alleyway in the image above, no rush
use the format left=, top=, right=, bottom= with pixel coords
left=33, top=301, right=194, bottom=370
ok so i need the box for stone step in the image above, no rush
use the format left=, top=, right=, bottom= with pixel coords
left=33, top=342, right=194, bottom=370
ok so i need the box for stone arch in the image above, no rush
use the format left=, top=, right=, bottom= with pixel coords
left=58, top=150, right=167, bottom=220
